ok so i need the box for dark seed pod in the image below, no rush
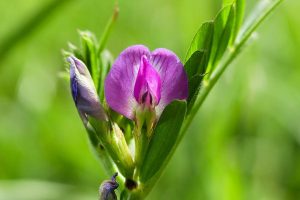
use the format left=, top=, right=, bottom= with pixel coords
left=99, top=173, right=119, bottom=200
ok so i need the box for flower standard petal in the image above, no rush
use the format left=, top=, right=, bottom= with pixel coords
left=104, top=45, right=151, bottom=119
left=150, top=48, right=188, bottom=116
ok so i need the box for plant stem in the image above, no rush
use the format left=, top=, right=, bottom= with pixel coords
left=133, top=126, right=149, bottom=179
left=98, top=3, right=119, bottom=54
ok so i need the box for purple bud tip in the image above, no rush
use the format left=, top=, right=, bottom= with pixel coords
left=68, top=56, right=86, bottom=75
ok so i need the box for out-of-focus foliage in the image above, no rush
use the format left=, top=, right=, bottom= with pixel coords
left=0, top=0, right=299, bottom=200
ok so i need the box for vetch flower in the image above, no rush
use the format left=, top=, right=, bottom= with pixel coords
left=68, top=56, right=107, bottom=122
left=104, top=45, right=188, bottom=120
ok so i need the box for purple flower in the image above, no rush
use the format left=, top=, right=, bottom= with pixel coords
left=68, top=56, right=107, bottom=121
left=104, top=45, right=188, bottom=120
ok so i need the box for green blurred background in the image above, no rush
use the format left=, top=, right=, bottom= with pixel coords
left=0, top=0, right=299, bottom=199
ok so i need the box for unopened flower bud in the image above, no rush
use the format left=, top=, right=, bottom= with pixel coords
left=99, top=173, right=119, bottom=200
left=68, top=56, right=107, bottom=122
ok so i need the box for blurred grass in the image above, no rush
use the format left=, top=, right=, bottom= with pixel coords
left=0, top=0, right=299, bottom=199
left=0, top=0, right=70, bottom=59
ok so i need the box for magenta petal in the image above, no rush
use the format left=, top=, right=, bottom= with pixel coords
left=150, top=48, right=188, bottom=116
left=134, top=56, right=161, bottom=106
left=105, top=45, right=151, bottom=119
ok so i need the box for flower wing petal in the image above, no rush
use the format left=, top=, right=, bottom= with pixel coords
left=150, top=48, right=188, bottom=116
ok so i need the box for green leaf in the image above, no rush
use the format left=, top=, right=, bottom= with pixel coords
left=184, top=51, right=207, bottom=113
left=185, top=51, right=205, bottom=79
left=140, top=100, right=187, bottom=183
left=187, top=74, right=204, bottom=114
left=185, top=22, right=214, bottom=63
left=208, top=5, right=235, bottom=72
left=179, top=0, right=284, bottom=147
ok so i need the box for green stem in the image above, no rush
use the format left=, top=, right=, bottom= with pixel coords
left=97, top=4, right=119, bottom=101
left=133, top=125, right=149, bottom=179
left=133, top=107, right=156, bottom=180
left=98, top=3, right=119, bottom=54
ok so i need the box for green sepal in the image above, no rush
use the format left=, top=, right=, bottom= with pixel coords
left=84, top=122, right=117, bottom=176
left=61, top=42, right=84, bottom=67
left=89, top=118, right=134, bottom=179
left=79, top=31, right=100, bottom=88
left=68, top=42, right=85, bottom=61
left=139, top=100, right=187, bottom=183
